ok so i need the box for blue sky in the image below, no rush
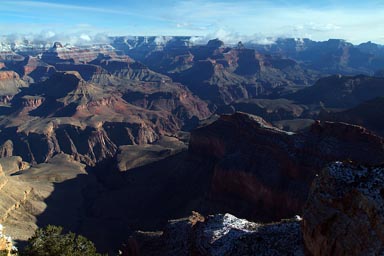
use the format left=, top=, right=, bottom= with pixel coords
left=0, top=0, right=384, bottom=44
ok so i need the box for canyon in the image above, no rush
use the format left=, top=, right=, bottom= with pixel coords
left=0, top=37, right=384, bottom=254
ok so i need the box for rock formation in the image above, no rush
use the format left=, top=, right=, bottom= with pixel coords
left=0, top=224, right=16, bottom=256
left=41, top=43, right=117, bottom=65
left=124, top=160, right=384, bottom=255
left=302, top=162, right=384, bottom=255
left=2, top=37, right=384, bottom=254
left=0, top=71, right=28, bottom=102
left=188, top=112, right=384, bottom=221
left=123, top=212, right=304, bottom=256
left=0, top=69, right=211, bottom=165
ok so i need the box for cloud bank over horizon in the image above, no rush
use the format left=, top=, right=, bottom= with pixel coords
left=0, top=0, right=383, bottom=44
left=0, top=31, right=112, bottom=46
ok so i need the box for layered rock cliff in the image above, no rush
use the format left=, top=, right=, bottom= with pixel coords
left=0, top=71, right=211, bottom=165
left=41, top=43, right=117, bottom=64
left=188, top=112, right=384, bottom=221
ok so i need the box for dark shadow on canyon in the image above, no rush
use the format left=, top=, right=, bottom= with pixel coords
left=29, top=151, right=216, bottom=253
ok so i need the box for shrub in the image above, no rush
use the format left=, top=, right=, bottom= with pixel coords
left=21, top=225, right=101, bottom=256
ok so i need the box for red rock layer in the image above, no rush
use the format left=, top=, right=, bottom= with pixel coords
left=189, top=112, right=384, bottom=221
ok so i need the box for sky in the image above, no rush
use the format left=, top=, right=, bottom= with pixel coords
left=0, top=0, right=384, bottom=44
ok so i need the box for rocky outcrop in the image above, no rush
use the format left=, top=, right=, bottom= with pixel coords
left=0, top=71, right=28, bottom=97
left=123, top=212, right=303, bottom=256
left=0, top=141, right=13, bottom=158
left=188, top=112, right=384, bottom=221
left=0, top=71, right=18, bottom=81
left=0, top=224, right=16, bottom=256
left=20, top=96, right=45, bottom=108
left=302, top=162, right=384, bottom=255
left=124, top=160, right=384, bottom=255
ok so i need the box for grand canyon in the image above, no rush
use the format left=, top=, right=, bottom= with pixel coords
left=1, top=34, right=384, bottom=255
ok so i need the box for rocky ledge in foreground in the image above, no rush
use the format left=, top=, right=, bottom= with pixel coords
left=124, top=161, right=384, bottom=255
left=303, top=161, right=384, bottom=255
left=123, top=212, right=303, bottom=256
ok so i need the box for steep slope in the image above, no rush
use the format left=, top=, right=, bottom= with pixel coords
left=3, top=112, right=383, bottom=252
left=0, top=71, right=28, bottom=104
left=187, top=112, right=384, bottom=221
left=0, top=70, right=211, bottom=165
left=54, top=112, right=384, bottom=252
left=5, top=56, right=56, bottom=83
left=0, top=154, right=97, bottom=245
left=289, top=74, right=384, bottom=108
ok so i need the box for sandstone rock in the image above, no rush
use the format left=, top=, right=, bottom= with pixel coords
left=302, top=162, right=384, bottom=255
left=0, top=141, right=13, bottom=158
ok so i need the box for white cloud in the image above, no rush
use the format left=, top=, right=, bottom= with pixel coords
left=164, top=0, right=384, bottom=44
left=0, top=31, right=111, bottom=46
left=176, top=23, right=190, bottom=28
